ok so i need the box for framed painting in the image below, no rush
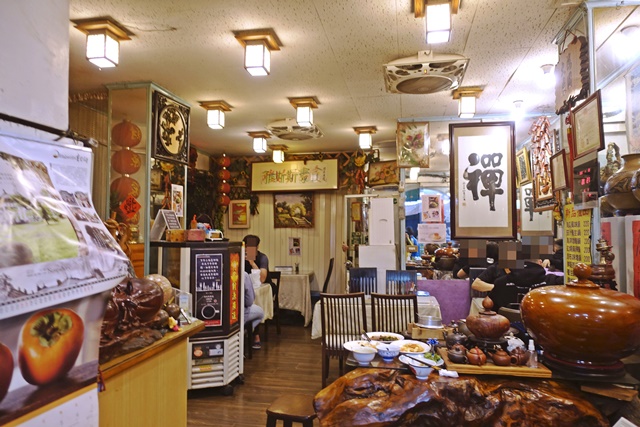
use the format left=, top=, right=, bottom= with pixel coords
left=529, top=116, right=555, bottom=211
left=571, top=90, right=604, bottom=160
left=515, top=147, right=532, bottom=187
left=152, top=90, right=190, bottom=165
left=228, top=199, right=250, bottom=229
left=519, top=183, right=554, bottom=236
left=550, top=149, right=569, bottom=191
left=273, top=192, right=314, bottom=228
left=626, top=62, right=640, bottom=153
left=396, top=121, right=430, bottom=168
left=449, top=122, right=516, bottom=239
left=368, top=160, right=399, bottom=187
left=251, top=159, right=338, bottom=192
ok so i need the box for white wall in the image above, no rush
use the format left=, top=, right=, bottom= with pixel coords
left=0, top=0, right=69, bottom=135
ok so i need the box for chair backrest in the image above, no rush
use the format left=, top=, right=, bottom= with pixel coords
left=266, top=271, right=281, bottom=304
left=385, top=270, right=418, bottom=295
left=469, top=267, right=487, bottom=298
left=348, top=267, right=377, bottom=295
left=370, top=293, right=417, bottom=334
left=320, top=292, right=367, bottom=352
left=322, top=258, right=335, bottom=293
left=498, top=306, right=522, bottom=323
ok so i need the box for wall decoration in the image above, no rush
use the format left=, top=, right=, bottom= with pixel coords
left=449, top=122, right=516, bottom=239
left=251, top=159, right=338, bottom=191
left=550, top=149, right=569, bottom=192
left=626, top=62, right=640, bottom=153
left=152, top=91, right=190, bottom=165
left=396, top=121, right=430, bottom=168
left=573, top=158, right=599, bottom=210
left=564, top=202, right=592, bottom=281
left=171, top=184, right=184, bottom=217
left=555, top=35, right=589, bottom=115
left=228, top=199, right=250, bottom=229
left=515, top=147, right=532, bottom=187
left=289, top=237, right=301, bottom=256
left=520, top=183, right=554, bottom=236
left=367, top=160, right=399, bottom=187
left=273, top=192, right=314, bottom=228
left=530, top=116, right=555, bottom=211
left=571, top=90, right=604, bottom=160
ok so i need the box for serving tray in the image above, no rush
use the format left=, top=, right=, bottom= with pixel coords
left=438, top=348, right=553, bottom=378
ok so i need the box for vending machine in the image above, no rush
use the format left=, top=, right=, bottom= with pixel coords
left=151, top=240, right=244, bottom=394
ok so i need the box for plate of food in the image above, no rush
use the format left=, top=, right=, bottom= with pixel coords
left=395, top=339, right=430, bottom=354
left=343, top=340, right=379, bottom=352
left=364, top=332, right=404, bottom=343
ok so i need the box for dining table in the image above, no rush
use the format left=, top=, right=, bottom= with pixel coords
left=252, top=283, right=273, bottom=323
left=278, top=270, right=316, bottom=326
left=310, top=294, right=441, bottom=339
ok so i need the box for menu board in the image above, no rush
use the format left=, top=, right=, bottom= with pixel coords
left=194, top=253, right=223, bottom=327
left=563, top=202, right=592, bottom=281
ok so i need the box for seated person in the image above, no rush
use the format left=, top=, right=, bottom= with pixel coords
left=244, top=271, right=265, bottom=350
left=244, top=234, right=269, bottom=284
left=542, top=239, right=563, bottom=271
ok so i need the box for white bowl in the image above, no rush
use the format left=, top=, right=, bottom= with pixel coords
left=365, top=331, right=404, bottom=343
left=399, top=354, right=441, bottom=379
left=376, top=343, right=401, bottom=361
left=344, top=340, right=378, bottom=366
left=395, top=339, right=430, bottom=354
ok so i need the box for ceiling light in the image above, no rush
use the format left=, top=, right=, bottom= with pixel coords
left=425, top=2, right=451, bottom=44
left=452, top=87, right=483, bottom=118
left=539, top=64, right=555, bottom=89
left=270, top=145, right=287, bottom=163
left=72, top=17, right=132, bottom=68
left=512, top=100, right=524, bottom=120
left=615, top=25, right=640, bottom=62
left=234, top=29, right=282, bottom=77
left=248, top=131, right=270, bottom=153
left=289, top=96, right=320, bottom=127
left=409, top=167, right=420, bottom=181
left=200, top=101, right=232, bottom=129
left=353, top=126, right=377, bottom=150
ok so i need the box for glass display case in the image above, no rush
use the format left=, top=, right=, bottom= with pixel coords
left=107, top=82, right=189, bottom=276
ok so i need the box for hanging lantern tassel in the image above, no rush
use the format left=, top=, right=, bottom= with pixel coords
left=217, top=154, right=231, bottom=212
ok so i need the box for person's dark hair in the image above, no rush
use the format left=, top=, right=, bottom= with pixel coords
left=406, top=226, right=415, bottom=237
left=243, top=234, right=260, bottom=246
left=554, top=238, right=563, bottom=248
left=486, top=241, right=499, bottom=265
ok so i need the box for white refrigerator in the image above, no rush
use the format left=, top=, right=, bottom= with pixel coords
left=359, top=244, right=398, bottom=293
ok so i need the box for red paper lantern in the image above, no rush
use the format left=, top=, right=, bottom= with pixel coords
left=217, top=194, right=231, bottom=207
left=217, top=169, right=231, bottom=181
left=218, top=156, right=231, bottom=168
left=111, top=148, right=141, bottom=175
left=217, top=182, right=231, bottom=194
left=110, top=176, right=141, bottom=200
left=112, top=119, right=142, bottom=148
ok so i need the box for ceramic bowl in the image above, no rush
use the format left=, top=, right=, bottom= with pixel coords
left=395, top=339, right=430, bottom=354
left=365, top=331, right=404, bottom=343
left=344, top=340, right=378, bottom=366
left=399, top=354, right=440, bottom=380
left=376, top=343, right=401, bottom=361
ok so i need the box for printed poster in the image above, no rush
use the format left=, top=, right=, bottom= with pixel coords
left=421, top=194, right=443, bottom=223
left=563, top=202, right=592, bottom=281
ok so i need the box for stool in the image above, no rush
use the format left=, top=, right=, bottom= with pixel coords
left=266, top=394, right=317, bottom=427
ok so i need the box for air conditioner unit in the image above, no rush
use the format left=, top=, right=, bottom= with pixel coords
left=383, top=51, right=469, bottom=94
left=266, top=118, right=323, bottom=141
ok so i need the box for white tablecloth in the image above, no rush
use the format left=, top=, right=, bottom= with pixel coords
left=253, top=284, right=273, bottom=323
left=310, top=295, right=441, bottom=339
left=279, top=272, right=314, bottom=326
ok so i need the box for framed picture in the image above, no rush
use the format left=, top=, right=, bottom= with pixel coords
left=626, top=62, right=640, bottom=153
left=273, top=192, right=314, bottom=228
left=368, top=160, right=399, bottom=187
left=515, top=147, right=532, bottom=187
left=571, top=90, right=604, bottom=160
left=170, top=184, right=184, bottom=217
left=519, top=183, right=554, bottom=236
left=449, top=122, right=516, bottom=239
left=228, top=199, right=251, bottom=229
left=251, top=159, right=338, bottom=191
left=550, top=149, right=569, bottom=191
left=152, top=90, right=190, bottom=165
left=396, top=121, right=430, bottom=168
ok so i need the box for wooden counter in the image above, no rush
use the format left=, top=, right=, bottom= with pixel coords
left=99, top=320, right=204, bottom=427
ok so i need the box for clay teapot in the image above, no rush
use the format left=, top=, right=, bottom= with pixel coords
left=466, top=347, right=486, bottom=366
left=490, top=347, right=512, bottom=366
left=447, top=343, right=467, bottom=364
left=509, top=347, right=530, bottom=366
left=424, top=243, right=440, bottom=256
left=465, top=296, right=511, bottom=340
left=443, top=322, right=468, bottom=348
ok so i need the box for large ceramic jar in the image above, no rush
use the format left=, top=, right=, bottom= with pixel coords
left=521, top=263, right=640, bottom=375
left=465, top=296, right=510, bottom=340
left=603, top=153, right=640, bottom=215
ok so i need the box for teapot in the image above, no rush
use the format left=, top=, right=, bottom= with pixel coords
left=465, top=296, right=510, bottom=340
left=447, top=343, right=467, bottom=364
left=443, top=322, right=468, bottom=348
left=466, top=346, right=486, bottom=366
left=490, top=347, right=512, bottom=366
left=509, top=347, right=530, bottom=366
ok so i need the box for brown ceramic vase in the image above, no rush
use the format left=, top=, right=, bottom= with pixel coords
left=465, top=296, right=510, bottom=340
left=521, top=263, right=640, bottom=374
left=604, top=153, right=640, bottom=215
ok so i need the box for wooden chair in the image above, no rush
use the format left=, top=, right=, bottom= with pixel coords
left=370, top=293, right=418, bottom=334
left=266, top=394, right=317, bottom=427
left=348, top=267, right=377, bottom=295
left=320, top=292, right=367, bottom=388
left=385, top=270, right=418, bottom=294
left=264, top=271, right=281, bottom=339
left=311, top=257, right=334, bottom=306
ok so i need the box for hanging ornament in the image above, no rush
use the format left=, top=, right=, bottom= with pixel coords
left=112, top=119, right=142, bottom=148
left=111, top=148, right=141, bottom=175
left=217, top=153, right=231, bottom=211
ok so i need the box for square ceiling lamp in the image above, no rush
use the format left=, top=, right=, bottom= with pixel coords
left=270, top=145, right=287, bottom=163
left=414, top=0, right=458, bottom=44
left=72, top=17, right=132, bottom=68
left=200, top=101, right=232, bottom=129
left=353, top=126, right=377, bottom=150
left=452, top=87, right=483, bottom=118
left=234, top=28, right=282, bottom=77
left=248, top=131, right=271, bottom=153
left=289, top=96, right=320, bottom=127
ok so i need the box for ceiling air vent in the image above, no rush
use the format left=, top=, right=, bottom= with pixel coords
left=267, top=118, right=323, bottom=141
left=383, top=51, right=469, bottom=94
